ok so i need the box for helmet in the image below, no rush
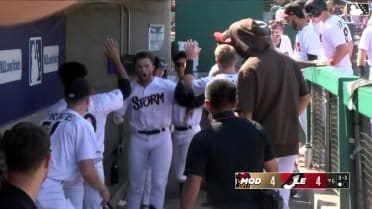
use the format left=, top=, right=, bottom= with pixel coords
left=304, top=0, right=327, bottom=17
left=154, top=56, right=167, bottom=70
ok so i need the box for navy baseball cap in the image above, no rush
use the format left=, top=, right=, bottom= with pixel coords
left=154, top=56, right=167, bottom=70
left=281, top=1, right=306, bottom=18
left=64, top=78, right=91, bottom=100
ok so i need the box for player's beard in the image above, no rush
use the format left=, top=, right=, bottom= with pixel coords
left=293, top=21, right=299, bottom=31
left=138, top=72, right=153, bottom=86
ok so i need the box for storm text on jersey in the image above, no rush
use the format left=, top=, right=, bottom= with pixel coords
left=132, top=93, right=165, bottom=110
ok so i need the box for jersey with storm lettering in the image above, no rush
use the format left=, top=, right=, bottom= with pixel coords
left=48, top=89, right=123, bottom=158
left=41, top=109, right=99, bottom=182
left=321, top=15, right=352, bottom=74
left=119, top=77, right=176, bottom=132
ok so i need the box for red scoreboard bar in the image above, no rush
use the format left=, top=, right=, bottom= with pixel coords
left=234, top=172, right=350, bottom=189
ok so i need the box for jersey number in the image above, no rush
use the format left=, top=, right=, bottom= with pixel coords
left=41, top=121, right=61, bottom=136
left=343, top=27, right=349, bottom=42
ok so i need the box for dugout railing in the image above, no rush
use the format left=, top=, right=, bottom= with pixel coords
left=304, top=66, right=372, bottom=209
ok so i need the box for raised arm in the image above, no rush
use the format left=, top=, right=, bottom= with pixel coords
left=182, top=40, right=202, bottom=88
left=104, top=38, right=131, bottom=98
left=174, top=40, right=206, bottom=108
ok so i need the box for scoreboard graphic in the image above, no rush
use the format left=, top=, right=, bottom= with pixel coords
left=235, top=172, right=349, bottom=189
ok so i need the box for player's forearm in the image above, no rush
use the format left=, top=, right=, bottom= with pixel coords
left=181, top=59, right=195, bottom=88
left=111, top=57, right=131, bottom=97
left=118, top=79, right=131, bottom=99
left=331, top=44, right=349, bottom=65
left=264, top=159, right=279, bottom=172
left=112, top=58, right=129, bottom=79
left=347, top=41, right=354, bottom=58
left=298, top=94, right=311, bottom=115
left=180, top=176, right=201, bottom=209
left=357, top=49, right=367, bottom=67
left=295, top=60, right=316, bottom=68
left=79, top=160, right=106, bottom=192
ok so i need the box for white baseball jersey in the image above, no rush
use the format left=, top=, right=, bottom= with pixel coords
left=208, top=64, right=220, bottom=77
left=48, top=89, right=123, bottom=158
left=293, top=24, right=321, bottom=62
left=41, top=109, right=99, bottom=182
left=192, top=73, right=238, bottom=96
left=358, top=25, right=372, bottom=67
left=321, top=15, right=353, bottom=74
left=276, top=35, right=293, bottom=56
left=119, top=77, right=175, bottom=132
left=311, top=21, right=327, bottom=60
left=172, top=104, right=203, bottom=127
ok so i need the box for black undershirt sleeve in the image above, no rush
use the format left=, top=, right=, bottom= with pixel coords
left=118, top=79, right=131, bottom=100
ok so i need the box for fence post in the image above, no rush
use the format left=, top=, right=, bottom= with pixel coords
left=338, top=86, right=354, bottom=209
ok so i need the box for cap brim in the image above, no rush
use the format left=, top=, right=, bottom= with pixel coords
left=0, top=1, right=77, bottom=26
left=213, top=31, right=231, bottom=43
left=279, top=12, right=289, bottom=18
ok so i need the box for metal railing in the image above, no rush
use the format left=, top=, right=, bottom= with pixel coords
left=304, top=66, right=359, bottom=209
left=343, top=81, right=372, bottom=209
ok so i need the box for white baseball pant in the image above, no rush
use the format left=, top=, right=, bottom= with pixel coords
left=276, top=155, right=297, bottom=209
left=141, top=167, right=151, bottom=206
left=83, top=161, right=105, bottom=209
left=126, top=130, right=172, bottom=209
left=36, top=178, right=76, bottom=209
left=63, top=179, right=84, bottom=209
left=299, top=109, right=307, bottom=140
left=172, top=125, right=201, bottom=182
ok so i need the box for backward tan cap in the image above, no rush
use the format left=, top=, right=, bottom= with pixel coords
left=0, top=0, right=77, bottom=26
left=227, top=18, right=271, bottom=57
left=228, top=18, right=270, bottom=39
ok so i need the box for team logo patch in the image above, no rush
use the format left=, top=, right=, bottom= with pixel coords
left=346, top=3, right=369, bottom=16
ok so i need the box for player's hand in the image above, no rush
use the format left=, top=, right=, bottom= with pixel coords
left=99, top=186, right=110, bottom=206
left=104, top=38, right=121, bottom=62
left=185, top=39, right=201, bottom=60
left=112, top=111, right=124, bottom=125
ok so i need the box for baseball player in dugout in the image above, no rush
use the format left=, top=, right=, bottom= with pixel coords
left=175, top=42, right=238, bottom=102
left=153, top=56, right=168, bottom=79
left=0, top=122, right=51, bottom=209
left=36, top=78, right=109, bottom=209
left=47, top=39, right=131, bottom=209
left=180, top=79, right=278, bottom=209
left=214, top=18, right=311, bottom=209
left=171, top=51, right=205, bottom=198
left=110, top=47, right=195, bottom=209
left=305, top=0, right=354, bottom=74
left=357, top=16, right=372, bottom=80
left=140, top=55, right=170, bottom=208
left=282, top=1, right=321, bottom=61
left=281, top=0, right=322, bottom=144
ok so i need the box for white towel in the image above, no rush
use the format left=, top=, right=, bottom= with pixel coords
left=347, top=79, right=372, bottom=110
